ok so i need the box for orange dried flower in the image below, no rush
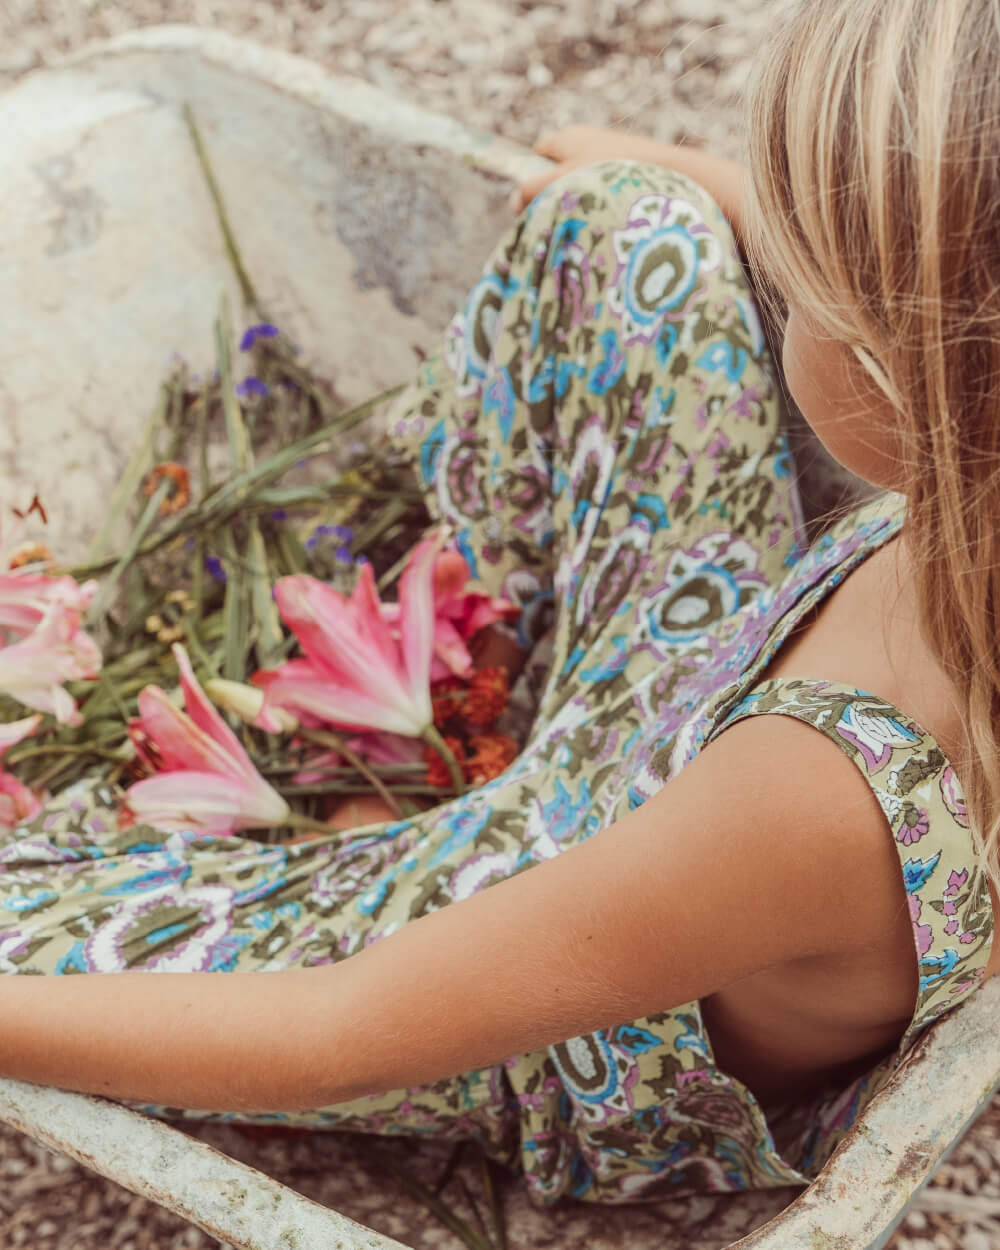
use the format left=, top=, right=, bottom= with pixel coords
left=430, top=675, right=468, bottom=732
left=424, top=735, right=466, bottom=788
left=8, top=542, right=54, bottom=570
left=144, top=462, right=191, bottom=515
left=464, top=733, right=519, bottom=785
left=462, top=666, right=509, bottom=730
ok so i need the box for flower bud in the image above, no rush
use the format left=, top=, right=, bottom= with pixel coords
left=205, top=677, right=298, bottom=733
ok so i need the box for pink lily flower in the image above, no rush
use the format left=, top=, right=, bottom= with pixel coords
left=0, top=715, right=44, bottom=828
left=380, top=549, right=520, bottom=681
left=0, top=600, right=102, bottom=725
left=254, top=535, right=442, bottom=737
left=123, top=644, right=289, bottom=836
left=0, top=571, right=98, bottom=641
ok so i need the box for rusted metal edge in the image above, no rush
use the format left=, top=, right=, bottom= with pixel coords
left=0, top=1078, right=413, bottom=1250
left=730, top=973, right=1000, bottom=1250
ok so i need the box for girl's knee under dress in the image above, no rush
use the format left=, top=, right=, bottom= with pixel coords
left=0, top=161, right=991, bottom=1207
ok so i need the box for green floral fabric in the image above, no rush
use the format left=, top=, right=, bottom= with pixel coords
left=0, top=161, right=991, bottom=1209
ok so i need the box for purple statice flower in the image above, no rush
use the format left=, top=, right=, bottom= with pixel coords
left=236, top=376, right=269, bottom=400
left=335, top=546, right=353, bottom=564
left=204, top=555, right=227, bottom=584
left=269, top=509, right=287, bottom=521
left=305, top=523, right=354, bottom=552
left=239, top=323, right=280, bottom=352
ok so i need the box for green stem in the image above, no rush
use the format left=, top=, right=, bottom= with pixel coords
left=63, top=383, right=406, bottom=581
left=7, top=743, right=128, bottom=767
left=297, top=728, right=404, bottom=818
left=280, top=811, right=333, bottom=837
left=183, top=102, right=266, bottom=321
left=83, top=382, right=168, bottom=566
left=422, top=724, right=466, bottom=796
left=89, top=480, right=172, bottom=628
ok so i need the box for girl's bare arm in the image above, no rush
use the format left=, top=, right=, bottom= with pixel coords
left=0, top=715, right=899, bottom=1113
left=513, top=127, right=747, bottom=240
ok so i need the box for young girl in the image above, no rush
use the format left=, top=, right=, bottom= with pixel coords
left=0, top=0, right=995, bottom=1209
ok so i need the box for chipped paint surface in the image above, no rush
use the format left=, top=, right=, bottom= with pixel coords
left=0, top=1078, right=412, bottom=1250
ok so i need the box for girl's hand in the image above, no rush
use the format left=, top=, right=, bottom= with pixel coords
left=510, top=125, right=663, bottom=214
left=509, top=127, right=749, bottom=243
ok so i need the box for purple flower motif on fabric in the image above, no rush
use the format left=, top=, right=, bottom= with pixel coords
left=836, top=704, right=921, bottom=773
left=940, top=766, right=969, bottom=827
left=908, top=893, right=933, bottom=956
left=236, top=376, right=269, bottom=399
left=896, top=807, right=929, bottom=846
left=239, top=323, right=280, bottom=351
left=944, top=867, right=969, bottom=897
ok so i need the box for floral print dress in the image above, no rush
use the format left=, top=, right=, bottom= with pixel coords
left=0, top=161, right=992, bottom=1208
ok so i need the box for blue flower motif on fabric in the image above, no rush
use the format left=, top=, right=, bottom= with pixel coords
left=674, top=1021, right=711, bottom=1057
left=570, top=1155, right=595, bottom=1199
left=624, top=225, right=700, bottom=324
left=483, top=366, right=517, bottom=444
left=4, top=890, right=58, bottom=913
left=772, top=431, right=793, bottom=479
left=632, top=492, right=671, bottom=532
left=455, top=529, right=480, bottom=581
left=587, top=329, right=627, bottom=396
left=427, top=806, right=492, bottom=868
left=580, top=635, right=629, bottom=682
left=902, top=852, right=942, bottom=893
left=655, top=324, right=679, bottom=368
left=919, top=947, right=960, bottom=992
left=418, top=418, right=446, bottom=487
left=100, top=864, right=192, bottom=896
left=695, top=341, right=749, bottom=384
left=55, top=941, right=88, bottom=974
left=356, top=874, right=396, bottom=918
left=541, top=777, right=595, bottom=842
left=613, top=1025, right=662, bottom=1055
left=549, top=217, right=587, bottom=270
left=207, top=934, right=254, bottom=973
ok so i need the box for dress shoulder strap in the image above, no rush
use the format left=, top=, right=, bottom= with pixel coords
left=707, top=676, right=994, bottom=1056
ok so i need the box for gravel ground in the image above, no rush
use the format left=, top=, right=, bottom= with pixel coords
left=1, top=2, right=999, bottom=1248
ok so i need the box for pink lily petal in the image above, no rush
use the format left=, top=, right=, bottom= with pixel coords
left=432, top=617, right=475, bottom=679
left=463, top=594, right=521, bottom=636
left=170, top=644, right=257, bottom=777
left=0, top=715, right=42, bottom=757
left=0, top=602, right=101, bottom=724
left=0, top=573, right=97, bottom=639
left=396, top=534, right=443, bottom=715
left=0, top=772, right=42, bottom=828
left=123, top=770, right=288, bottom=836
left=255, top=660, right=428, bottom=736
left=135, top=686, right=247, bottom=781
left=350, top=563, right=411, bottom=678
left=432, top=550, right=472, bottom=608
left=274, top=575, right=406, bottom=689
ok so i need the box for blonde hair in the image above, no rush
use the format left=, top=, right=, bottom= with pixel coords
left=743, top=0, right=1000, bottom=886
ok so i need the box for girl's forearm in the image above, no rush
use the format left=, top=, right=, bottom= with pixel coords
left=0, top=965, right=365, bottom=1112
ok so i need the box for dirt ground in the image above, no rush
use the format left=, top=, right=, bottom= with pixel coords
left=0, top=1, right=998, bottom=1247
